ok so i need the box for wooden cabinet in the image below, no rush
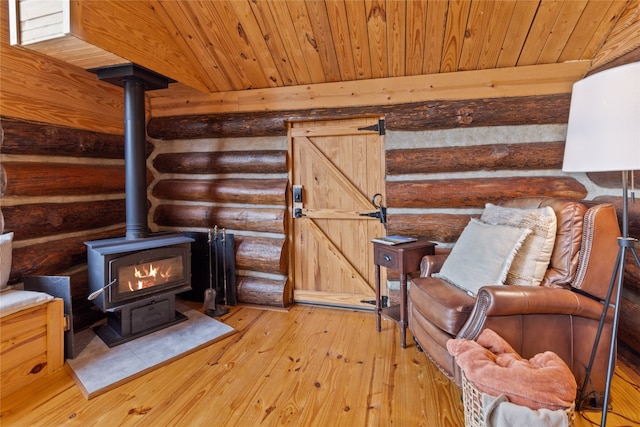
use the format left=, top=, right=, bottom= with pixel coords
left=0, top=298, right=64, bottom=398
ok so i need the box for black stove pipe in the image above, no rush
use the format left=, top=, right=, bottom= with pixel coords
left=123, top=77, right=148, bottom=240
left=94, top=64, right=173, bottom=240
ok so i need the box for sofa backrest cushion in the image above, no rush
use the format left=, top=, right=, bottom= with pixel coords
left=433, top=219, right=531, bottom=296
left=481, top=203, right=557, bottom=286
left=500, top=197, right=586, bottom=287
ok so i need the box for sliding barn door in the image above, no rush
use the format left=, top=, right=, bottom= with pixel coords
left=289, top=117, right=386, bottom=308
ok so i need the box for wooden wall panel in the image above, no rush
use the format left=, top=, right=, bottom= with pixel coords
left=0, top=3, right=123, bottom=134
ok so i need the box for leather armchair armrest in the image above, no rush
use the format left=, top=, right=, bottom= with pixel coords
left=458, top=286, right=609, bottom=339
left=420, top=253, right=449, bottom=277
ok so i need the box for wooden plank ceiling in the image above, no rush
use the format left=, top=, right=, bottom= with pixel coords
left=16, top=0, right=640, bottom=97
left=64, top=1, right=640, bottom=91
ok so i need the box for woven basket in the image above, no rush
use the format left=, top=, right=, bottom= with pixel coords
left=462, top=374, right=575, bottom=427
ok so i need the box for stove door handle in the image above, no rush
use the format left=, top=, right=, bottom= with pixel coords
left=87, top=279, right=117, bottom=301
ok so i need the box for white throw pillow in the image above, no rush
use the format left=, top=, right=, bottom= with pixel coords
left=434, top=219, right=531, bottom=296
left=0, top=232, right=13, bottom=292
left=481, top=204, right=557, bottom=286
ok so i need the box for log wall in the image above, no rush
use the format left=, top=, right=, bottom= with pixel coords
left=147, top=88, right=640, bottom=368
left=148, top=136, right=290, bottom=307
left=0, top=117, right=128, bottom=329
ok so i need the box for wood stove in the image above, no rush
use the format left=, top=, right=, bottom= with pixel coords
left=85, top=64, right=193, bottom=347
left=86, top=233, right=192, bottom=347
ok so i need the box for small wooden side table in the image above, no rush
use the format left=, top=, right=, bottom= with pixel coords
left=373, top=239, right=436, bottom=348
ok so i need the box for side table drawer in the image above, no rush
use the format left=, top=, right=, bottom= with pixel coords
left=374, top=246, right=399, bottom=269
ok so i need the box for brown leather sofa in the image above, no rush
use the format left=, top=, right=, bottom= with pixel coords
left=408, top=197, right=621, bottom=405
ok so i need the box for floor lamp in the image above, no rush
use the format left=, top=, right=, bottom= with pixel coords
left=563, top=61, right=640, bottom=426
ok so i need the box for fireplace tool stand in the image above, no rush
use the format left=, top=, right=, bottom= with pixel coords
left=204, top=226, right=229, bottom=317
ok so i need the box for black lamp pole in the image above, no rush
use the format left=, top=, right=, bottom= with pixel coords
left=578, top=171, right=640, bottom=426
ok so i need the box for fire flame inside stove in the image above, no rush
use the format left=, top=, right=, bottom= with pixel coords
left=128, top=263, right=173, bottom=292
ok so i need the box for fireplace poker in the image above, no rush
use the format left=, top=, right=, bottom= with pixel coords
left=222, top=228, right=228, bottom=306
left=203, top=228, right=216, bottom=314
left=214, top=225, right=219, bottom=299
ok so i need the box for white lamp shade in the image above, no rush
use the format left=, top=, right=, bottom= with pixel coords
left=563, top=62, right=640, bottom=172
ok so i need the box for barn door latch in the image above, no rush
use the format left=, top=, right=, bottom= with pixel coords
left=357, top=119, right=385, bottom=135
left=359, top=193, right=387, bottom=229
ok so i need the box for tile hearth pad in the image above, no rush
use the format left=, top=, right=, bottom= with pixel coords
left=66, top=303, right=235, bottom=398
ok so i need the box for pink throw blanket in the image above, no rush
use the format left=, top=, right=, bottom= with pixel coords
left=447, top=329, right=576, bottom=411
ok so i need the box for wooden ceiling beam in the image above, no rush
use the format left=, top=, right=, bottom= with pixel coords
left=149, top=61, right=589, bottom=118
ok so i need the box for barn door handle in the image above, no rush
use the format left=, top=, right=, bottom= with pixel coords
left=359, top=193, right=387, bottom=229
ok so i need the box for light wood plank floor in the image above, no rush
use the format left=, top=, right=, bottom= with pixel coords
left=1, top=303, right=639, bottom=426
